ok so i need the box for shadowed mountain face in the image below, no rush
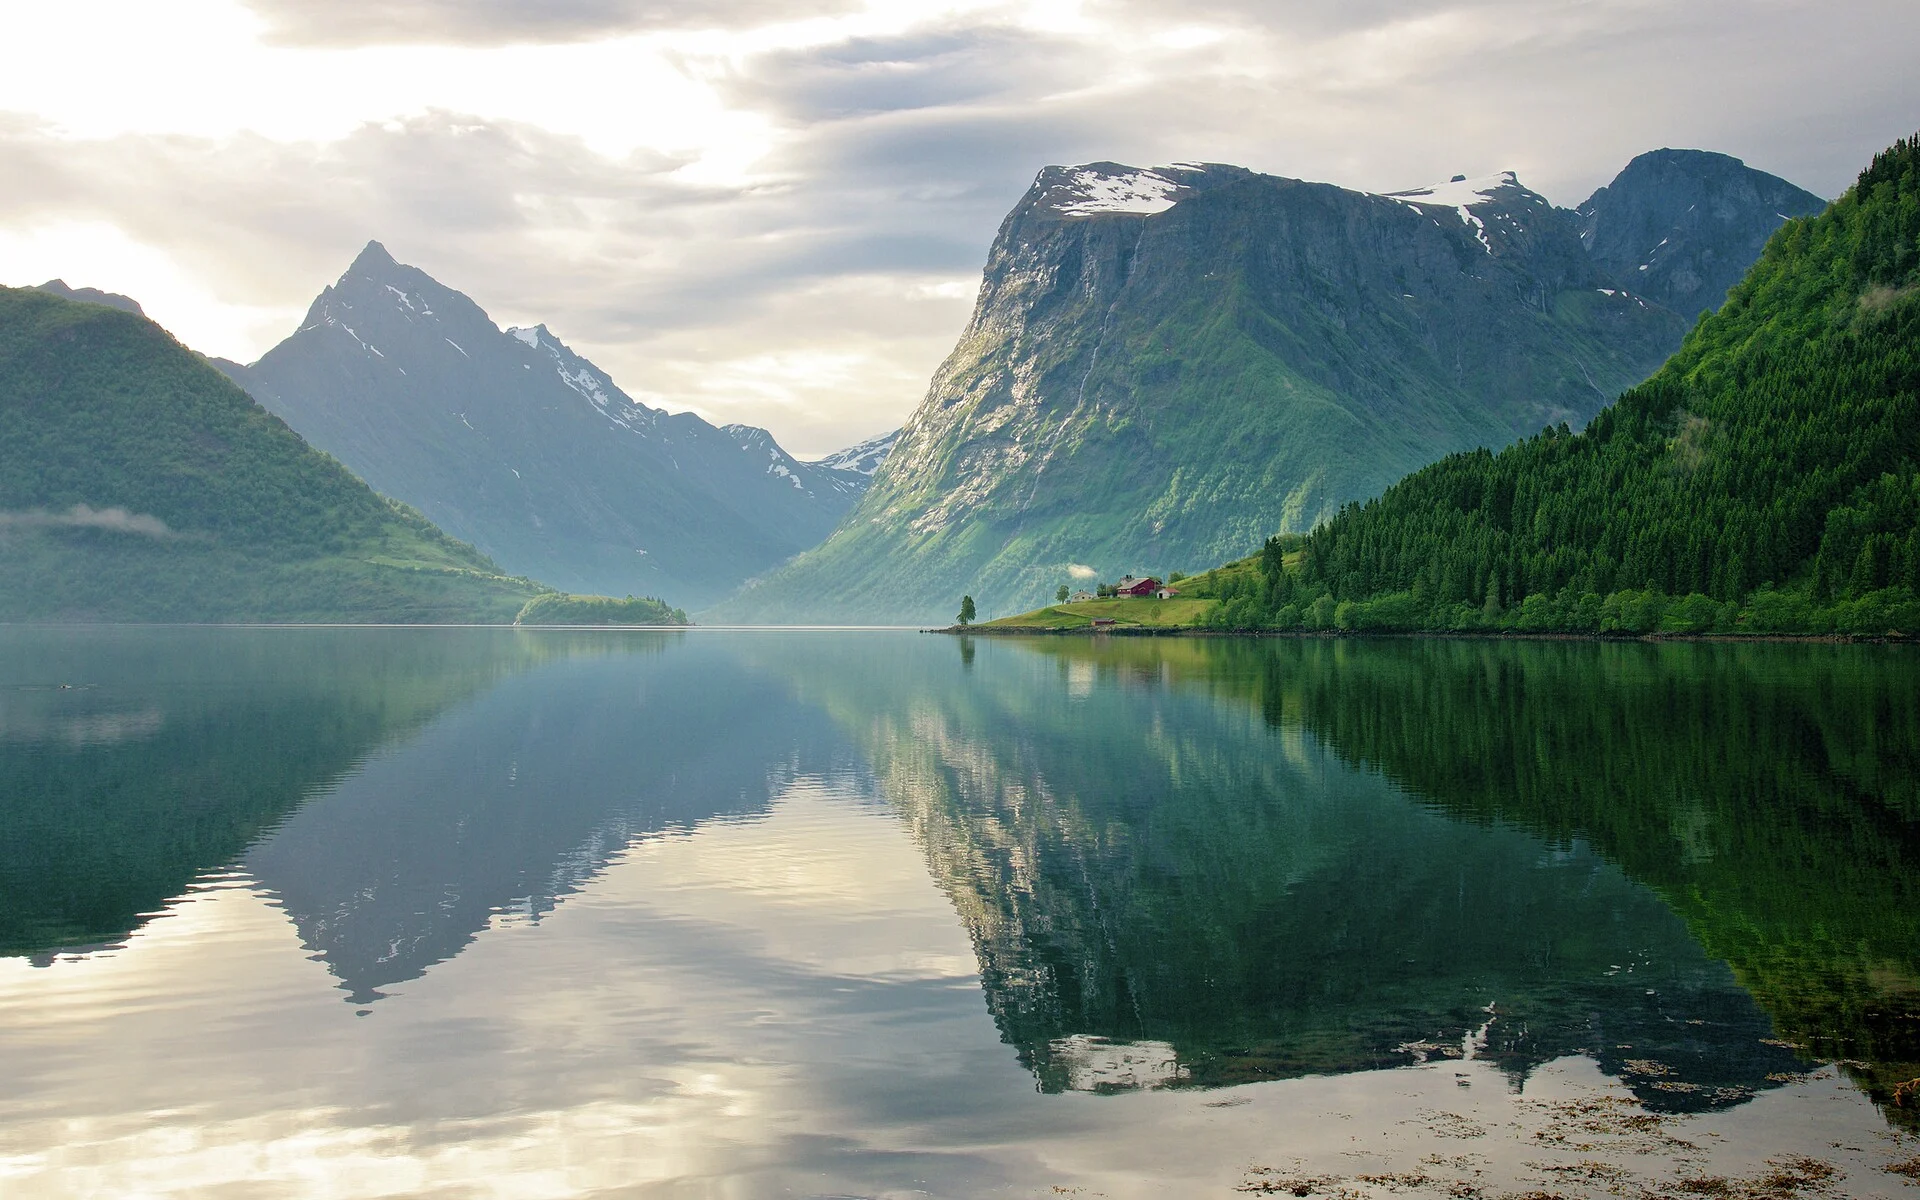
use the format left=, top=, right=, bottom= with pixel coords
left=1578, top=149, right=1828, bottom=319
left=223, top=243, right=868, bottom=607
left=244, top=637, right=867, bottom=1004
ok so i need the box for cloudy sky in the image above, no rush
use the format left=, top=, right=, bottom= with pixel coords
left=3, top=0, right=1915, bottom=457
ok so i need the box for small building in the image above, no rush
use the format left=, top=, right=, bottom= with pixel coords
left=1155, top=586, right=1180, bottom=600
left=1069, top=590, right=1097, bottom=603
left=1091, top=617, right=1117, bottom=627
left=1114, top=576, right=1161, bottom=598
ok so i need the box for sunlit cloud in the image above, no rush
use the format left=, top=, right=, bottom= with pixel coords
left=0, top=0, right=1914, bottom=454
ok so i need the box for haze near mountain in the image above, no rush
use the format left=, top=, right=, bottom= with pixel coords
left=222, top=244, right=873, bottom=607
left=716, top=149, right=1825, bottom=624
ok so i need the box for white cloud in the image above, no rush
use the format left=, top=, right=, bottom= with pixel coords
left=1, top=0, right=1915, bottom=454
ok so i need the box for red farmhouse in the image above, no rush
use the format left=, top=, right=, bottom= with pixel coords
left=1115, top=576, right=1161, bottom=598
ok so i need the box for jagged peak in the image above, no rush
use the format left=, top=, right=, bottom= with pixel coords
left=348, top=239, right=398, bottom=274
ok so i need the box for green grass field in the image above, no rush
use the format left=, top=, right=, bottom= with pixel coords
left=982, top=596, right=1216, bottom=629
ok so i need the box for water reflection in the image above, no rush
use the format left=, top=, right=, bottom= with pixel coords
left=0, top=629, right=1917, bottom=1198
left=770, top=636, right=1853, bottom=1113
left=847, top=636, right=1920, bottom=1125
left=245, top=639, right=866, bottom=1003
left=0, top=628, right=569, bottom=959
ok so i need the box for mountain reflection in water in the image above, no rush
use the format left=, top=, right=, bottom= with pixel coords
left=841, top=635, right=1917, bottom=1125
left=1, top=629, right=1915, bottom=1142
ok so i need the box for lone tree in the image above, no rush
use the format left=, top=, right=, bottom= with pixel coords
left=958, top=595, right=976, bottom=626
left=1056, top=585, right=1070, bottom=603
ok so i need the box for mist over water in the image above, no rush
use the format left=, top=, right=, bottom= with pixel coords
left=0, top=628, right=1915, bottom=1196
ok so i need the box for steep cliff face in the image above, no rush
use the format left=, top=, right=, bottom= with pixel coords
left=717, top=162, right=1689, bottom=623
left=227, top=243, right=867, bottom=606
left=1577, top=149, right=1827, bottom=319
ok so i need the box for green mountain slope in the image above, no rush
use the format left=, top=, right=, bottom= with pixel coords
left=0, top=286, right=548, bottom=622
left=1211, top=135, right=1920, bottom=636
left=717, top=165, right=1688, bottom=624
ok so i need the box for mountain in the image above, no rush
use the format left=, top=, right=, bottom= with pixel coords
left=1212, top=134, right=1920, bottom=637
left=0, top=285, right=547, bottom=622
left=715, top=152, right=1803, bottom=624
left=1577, top=149, right=1827, bottom=319
left=220, top=243, right=868, bottom=607
left=33, top=279, right=144, bottom=316
left=811, top=428, right=899, bottom=476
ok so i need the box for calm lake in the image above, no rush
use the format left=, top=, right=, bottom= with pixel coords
left=2, top=628, right=1917, bottom=1198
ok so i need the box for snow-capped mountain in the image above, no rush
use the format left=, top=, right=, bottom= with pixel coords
left=718, top=148, right=1817, bottom=624
left=220, top=242, right=870, bottom=606
left=811, top=429, right=899, bottom=476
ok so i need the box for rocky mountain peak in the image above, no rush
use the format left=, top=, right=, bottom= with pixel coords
left=232, top=244, right=873, bottom=605
left=1576, top=149, right=1826, bottom=315
left=348, top=239, right=399, bottom=274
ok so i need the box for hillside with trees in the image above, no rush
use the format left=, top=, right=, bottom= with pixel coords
left=0, top=286, right=548, bottom=622
left=1202, top=135, right=1920, bottom=637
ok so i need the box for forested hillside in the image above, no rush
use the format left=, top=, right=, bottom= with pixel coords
left=0, top=286, right=548, bottom=622
left=1205, top=135, right=1920, bottom=637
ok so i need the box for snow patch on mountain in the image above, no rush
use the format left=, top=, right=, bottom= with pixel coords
left=1053, top=167, right=1191, bottom=216
left=508, top=324, right=662, bottom=436
left=813, top=429, right=900, bottom=476
left=1383, top=172, right=1542, bottom=254
left=1385, top=171, right=1521, bottom=210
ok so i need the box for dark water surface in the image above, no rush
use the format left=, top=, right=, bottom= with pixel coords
left=1, top=628, right=1917, bottom=1197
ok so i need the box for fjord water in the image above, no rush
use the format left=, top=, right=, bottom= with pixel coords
left=2, top=629, right=1916, bottom=1197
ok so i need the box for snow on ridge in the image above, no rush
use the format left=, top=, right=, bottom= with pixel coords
left=1052, top=167, right=1190, bottom=216
left=813, top=429, right=899, bottom=476
left=1382, top=171, right=1527, bottom=255
left=508, top=326, right=541, bottom=349
left=1384, top=170, right=1521, bottom=210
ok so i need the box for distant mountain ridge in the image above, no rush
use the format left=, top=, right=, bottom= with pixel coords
left=718, top=148, right=1817, bottom=623
left=33, top=279, right=144, bottom=316
left=222, top=243, right=870, bottom=607
left=811, top=428, right=899, bottom=476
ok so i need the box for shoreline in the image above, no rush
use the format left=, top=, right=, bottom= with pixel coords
left=929, top=624, right=1906, bottom=645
